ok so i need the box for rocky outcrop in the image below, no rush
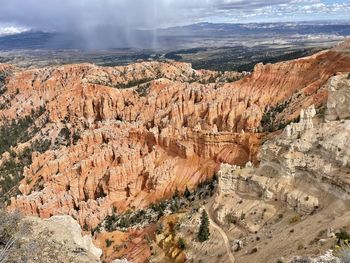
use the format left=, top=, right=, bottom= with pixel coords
left=46, top=216, right=103, bottom=259
left=218, top=163, right=319, bottom=215
left=216, top=72, right=350, bottom=225
left=284, top=105, right=316, bottom=138
left=20, top=215, right=102, bottom=262
left=290, top=250, right=340, bottom=263
left=1, top=41, right=350, bottom=233
left=326, top=73, right=350, bottom=121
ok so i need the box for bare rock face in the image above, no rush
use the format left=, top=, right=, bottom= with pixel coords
left=217, top=72, right=350, bottom=225
left=46, top=216, right=103, bottom=259
left=1, top=42, right=350, bottom=232
left=284, top=105, right=316, bottom=138
left=290, top=250, right=340, bottom=263
left=326, top=73, right=350, bottom=121
left=208, top=77, right=350, bottom=263
left=218, top=162, right=319, bottom=216
left=21, top=215, right=101, bottom=262
left=260, top=114, right=350, bottom=201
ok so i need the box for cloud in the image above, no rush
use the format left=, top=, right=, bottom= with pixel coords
left=0, top=0, right=349, bottom=49
left=0, top=23, right=29, bottom=36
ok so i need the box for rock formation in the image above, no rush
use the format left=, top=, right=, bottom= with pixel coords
left=284, top=105, right=316, bottom=138
left=290, top=250, right=340, bottom=263
left=210, top=71, right=350, bottom=263
left=218, top=158, right=320, bottom=216
left=1, top=42, right=350, bottom=230
left=0, top=40, right=350, bottom=262
left=326, top=73, right=350, bottom=121
left=46, top=215, right=103, bottom=259
left=16, top=215, right=101, bottom=262
left=216, top=74, right=350, bottom=217
left=216, top=72, right=350, bottom=219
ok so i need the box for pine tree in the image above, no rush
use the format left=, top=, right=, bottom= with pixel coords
left=173, top=188, right=179, bottom=199
left=198, top=210, right=210, bottom=242
left=184, top=186, right=191, bottom=199
left=170, top=198, right=180, bottom=213
left=178, top=237, right=186, bottom=250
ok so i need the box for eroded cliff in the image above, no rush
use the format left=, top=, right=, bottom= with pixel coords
left=0, top=40, right=350, bottom=262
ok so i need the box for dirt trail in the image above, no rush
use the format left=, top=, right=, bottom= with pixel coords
left=208, top=211, right=235, bottom=263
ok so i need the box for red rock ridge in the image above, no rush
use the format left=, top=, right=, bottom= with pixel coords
left=1, top=45, right=350, bottom=229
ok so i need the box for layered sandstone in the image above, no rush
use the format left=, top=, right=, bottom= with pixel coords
left=217, top=73, right=350, bottom=216
left=0, top=41, right=349, bottom=234
left=210, top=72, right=350, bottom=263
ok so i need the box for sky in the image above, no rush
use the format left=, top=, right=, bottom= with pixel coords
left=0, top=0, right=349, bottom=48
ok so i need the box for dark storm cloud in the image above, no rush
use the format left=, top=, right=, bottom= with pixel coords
left=0, top=0, right=184, bottom=48
left=0, top=0, right=292, bottom=29
left=0, top=0, right=348, bottom=49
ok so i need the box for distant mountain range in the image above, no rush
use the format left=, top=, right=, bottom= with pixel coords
left=0, top=31, right=84, bottom=50
left=161, top=21, right=350, bottom=36
left=0, top=21, right=350, bottom=51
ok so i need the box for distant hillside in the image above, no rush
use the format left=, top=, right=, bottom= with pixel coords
left=0, top=21, right=350, bottom=51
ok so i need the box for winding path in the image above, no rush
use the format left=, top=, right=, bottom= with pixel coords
left=208, top=211, right=236, bottom=263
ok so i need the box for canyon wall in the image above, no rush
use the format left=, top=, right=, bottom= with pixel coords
left=0, top=41, right=350, bottom=229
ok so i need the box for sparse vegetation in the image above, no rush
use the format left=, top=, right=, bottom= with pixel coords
left=0, top=149, right=31, bottom=197
left=170, top=197, right=180, bottom=213
left=92, top=77, right=157, bottom=91
left=58, top=127, right=71, bottom=145
left=72, top=131, right=81, bottom=145
left=184, top=186, right=191, bottom=199
left=317, top=106, right=327, bottom=119
left=83, top=224, right=89, bottom=232
left=260, top=100, right=290, bottom=132
left=226, top=213, right=237, bottom=225
left=150, top=201, right=167, bottom=219
left=348, top=73, right=350, bottom=79
left=0, top=87, right=7, bottom=96
left=333, top=229, right=350, bottom=262
left=289, top=214, right=301, bottom=224
left=105, top=239, right=113, bottom=248
left=135, top=82, right=152, bottom=97
left=119, top=78, right=155, bottom=89
left=297, top=243, right=304, bottom=250
left=177, top=237, right=186, bottom=250
left=156, top=223, right=163, bottom=234
left=32, top=138, right=51, bottom=153
left=99, top=175, right=218, bottom=233
left=250, top=247, right=258, bottom=254
left=0, top=106, right=46, bottom=156
left=0, top=138, right=51, bottom=200
left=0, top=210, right=35, bottom=263
left=336, top=229, right=350, bottom=244
left=0, top=73, right=7, bottom=95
